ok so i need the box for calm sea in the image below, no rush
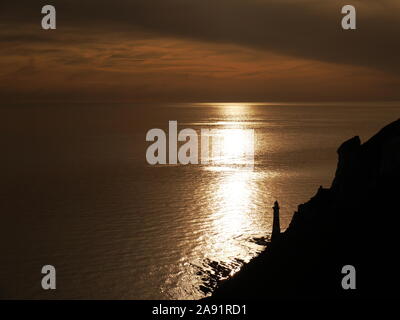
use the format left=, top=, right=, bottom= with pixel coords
left=1, top=102, right=399, bottom=299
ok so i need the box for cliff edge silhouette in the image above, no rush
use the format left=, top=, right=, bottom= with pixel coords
left=211, top=119, right=400, bottom=299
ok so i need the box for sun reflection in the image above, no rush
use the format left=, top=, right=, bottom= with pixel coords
left=223, top=129, right=250, bottom=159
left=206, top=169, right=258, bottom=267
left=203, top=124, right=258, bottom=262
left=204, top=128, right=255, bottom=167
left=172, top=103, right=279, bottom=298
left=183, top=103, right=274, bottom=297
left=213, top=171, right=252, bottom=235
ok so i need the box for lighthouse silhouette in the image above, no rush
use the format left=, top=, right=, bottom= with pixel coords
left=271, top=201, right=281, bottom=242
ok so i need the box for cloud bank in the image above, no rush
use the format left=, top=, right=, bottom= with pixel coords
left=1, top=1, right=399, bottom=102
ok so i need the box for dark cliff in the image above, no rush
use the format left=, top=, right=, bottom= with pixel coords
left=211, top=119, right=400, bottom=299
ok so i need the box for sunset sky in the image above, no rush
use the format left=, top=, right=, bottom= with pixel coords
left=1, top=0, right=400, bottom=103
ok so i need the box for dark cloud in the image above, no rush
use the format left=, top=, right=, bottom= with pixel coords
left=1, top=0, right=400, bottom=73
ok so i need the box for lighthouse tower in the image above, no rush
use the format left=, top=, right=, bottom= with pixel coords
left=271, top=201, right=281, bottom=242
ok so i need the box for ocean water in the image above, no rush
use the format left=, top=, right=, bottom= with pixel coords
left=1, top=102, right=399, bottom=299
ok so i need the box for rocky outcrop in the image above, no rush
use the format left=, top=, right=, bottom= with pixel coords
left=211, top=119, right=400, bottom=299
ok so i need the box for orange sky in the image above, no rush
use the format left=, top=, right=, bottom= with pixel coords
left=1, top=1, right=400, bottom=103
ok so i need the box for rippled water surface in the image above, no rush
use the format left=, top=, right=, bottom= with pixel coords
left=1, top=102, right=399, bottom=299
